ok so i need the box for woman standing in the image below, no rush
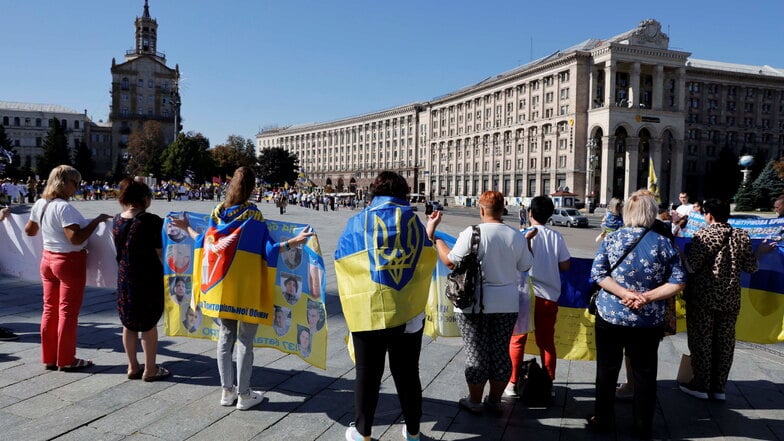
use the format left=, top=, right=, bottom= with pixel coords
left=337, top=171, right=438, bottom=441
left=113, top=178, right=170, bottom=381
left=24, top=165, right=111, bottom=371
left=172, top=166, right=312, bottom=411
left=680, top=199, right=771, bottom=401
left=431, top=190, right=533, bottom=414
left=588, top=190, right=686, bottom=439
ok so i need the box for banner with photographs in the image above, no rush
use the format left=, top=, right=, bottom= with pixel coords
left=162, top=211, right=328, bottom=369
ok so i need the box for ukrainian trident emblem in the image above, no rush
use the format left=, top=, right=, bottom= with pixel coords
left=367, top=208, right=421, bottom=290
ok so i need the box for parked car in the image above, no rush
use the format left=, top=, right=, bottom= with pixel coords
left=549, top=208, right=589, bottom=228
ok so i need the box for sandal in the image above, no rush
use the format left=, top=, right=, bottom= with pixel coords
left=142, top=365, right=171, bottom=382
left=59, top=358, right=94, bottom=372
left=127, top=367, right=144, bottom=380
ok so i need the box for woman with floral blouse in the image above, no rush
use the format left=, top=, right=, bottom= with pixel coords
left=588, top=190, right=686, bottom=439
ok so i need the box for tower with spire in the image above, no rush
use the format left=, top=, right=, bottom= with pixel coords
left=109, top=0, right=181, bottom=175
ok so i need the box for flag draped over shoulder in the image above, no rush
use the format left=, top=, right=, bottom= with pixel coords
left=192, top=202, right=275, bottom=325
left=161, top=211, right=329, bottom=369
left=335, top=196, right=436, bottom=332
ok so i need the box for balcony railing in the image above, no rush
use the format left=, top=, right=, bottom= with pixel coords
left=125, top=49, right=166, bottom=60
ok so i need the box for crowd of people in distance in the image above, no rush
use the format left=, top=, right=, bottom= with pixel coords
left=1, top=163, right=781, bottom=441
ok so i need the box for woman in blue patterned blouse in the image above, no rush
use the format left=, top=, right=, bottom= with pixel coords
left=587, top=190, right=686, bottom=439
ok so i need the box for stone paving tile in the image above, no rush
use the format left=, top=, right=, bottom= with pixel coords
left=2, top=201, right=784, bottom=440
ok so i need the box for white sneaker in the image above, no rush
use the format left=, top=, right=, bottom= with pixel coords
left=220, top=387, right=237, bottom=406
left=402, top=424, right=420, bottom=440
left=345, top=424, right=369, bottom=441
left=236, top=390, right=263, bottom=410
left=502, top=382, right=519, bottom=400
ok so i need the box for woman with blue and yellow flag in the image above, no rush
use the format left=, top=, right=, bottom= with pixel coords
left=172, top=167, right=313, bottom=411
left=336, top=171, right=439, bottom=441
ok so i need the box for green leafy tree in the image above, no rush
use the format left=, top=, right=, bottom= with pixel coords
left=36, top=118, right=71, bottom=178
left=211, top=135, right=257, bottom=178
left=72, top=140, right=96, bottom=181
left=126, top=120, right=165, bottom=178
left=256, top=147, right=299, bottom=187
left=161, top=132, right=215, bottom=183
left=733, top=179, right=756, bottom=211
left=752, top=160, right=784, bottom=209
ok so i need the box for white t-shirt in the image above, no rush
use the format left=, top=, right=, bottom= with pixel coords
left=527, top=225, right=571, bottom=301
left=675, top=203, right=692, bottom=217
left=30, top=198, right=87, bottom=253
left=448, top=222, right=533, bottom=314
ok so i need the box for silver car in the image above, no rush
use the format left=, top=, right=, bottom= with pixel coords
left=549, top=208, right=589, bottom=228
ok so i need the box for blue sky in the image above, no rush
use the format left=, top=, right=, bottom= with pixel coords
left=3, top=1, right=783, bottom=147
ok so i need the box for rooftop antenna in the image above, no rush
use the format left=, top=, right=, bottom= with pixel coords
left=530, top=37, right=533, bottom=62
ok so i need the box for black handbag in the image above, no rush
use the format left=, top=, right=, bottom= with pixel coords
left=445, top=225, right=483, bottom=311
left=588, top=226, right=650, bottom=315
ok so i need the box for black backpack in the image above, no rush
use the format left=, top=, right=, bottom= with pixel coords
left=518, top=358, right=553, bottom=407
left=445, top=225, right=483, bottom=311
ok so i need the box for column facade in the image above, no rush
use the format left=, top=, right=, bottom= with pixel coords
left=599, top=135, right=615, bottom=206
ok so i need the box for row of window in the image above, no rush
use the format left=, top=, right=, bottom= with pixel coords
left=691, top=98, right=784, bottom=114
left=430, top=155, right=569, bottom=173
left=120, top=77, right=171, bottom=91
left=1, top=116, right=81, bottom=129
left=687, top=112, right=783, bottom=129
left=430, top=175, right=567, bottom=198
left=688, top=82, right=781, bottom=100
left=119, top=107, right=170, bottom=118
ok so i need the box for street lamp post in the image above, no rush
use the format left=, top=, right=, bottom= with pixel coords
left=586, top=138, right=598, bottom=209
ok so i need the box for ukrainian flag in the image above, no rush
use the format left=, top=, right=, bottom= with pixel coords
left=647, top=157, right=660, bottom=203
left=335, top=196, right=436, bottom=332
left=192, top=202, right=275, bottom=325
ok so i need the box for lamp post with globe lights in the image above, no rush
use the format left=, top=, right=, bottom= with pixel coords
left=739, top=154, right=754, bottom=184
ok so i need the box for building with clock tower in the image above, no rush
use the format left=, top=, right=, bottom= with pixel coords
left=109, top=0, right=181, bottom=172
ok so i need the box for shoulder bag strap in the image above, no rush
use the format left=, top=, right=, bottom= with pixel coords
left=609, top=226, right=651, bottom=275
left=470, top=225, right=484, bottom=314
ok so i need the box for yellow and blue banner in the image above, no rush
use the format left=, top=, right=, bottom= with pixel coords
left=162, top=209, right=329, bottom=369
left=427, top=232, right=784, bottom=361
left=335, top=196, right=436, bottom=332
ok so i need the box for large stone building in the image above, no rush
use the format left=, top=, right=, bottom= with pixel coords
left=0, top=101, right=89, bottom=173
left=109, top=0, right=181, bottom=169
left=256, top=19, right=784, bottom=206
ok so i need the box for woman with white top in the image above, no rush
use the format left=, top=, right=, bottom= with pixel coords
left=430, top=190, right=534, bottom=414
left=24, top=165, right=111, bottom=371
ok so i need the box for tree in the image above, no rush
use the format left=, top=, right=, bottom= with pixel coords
left=0, top=125, right=18, bottom=178
left=751, top=160, right=784, bottom=209
left=72, top=140, right=96, bottom=181
left=211, top=135, right=257, bottom=178
left=161, top=132, right=215, bottom=183
left=126, top=120, right=165, bottom=178
left=256, top=147, right=299, bottom=187
left=36, top=118, right=71, bottom=178
left=733, top=179, right=756, bottom=211
left=774, top=157, right=784, bottom=180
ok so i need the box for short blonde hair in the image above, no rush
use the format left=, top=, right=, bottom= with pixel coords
left=607, top=197, right=623, bottom=215
left=42, top=165, right=81, bottom=200
left=623, top=190, right=657, bottom=228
